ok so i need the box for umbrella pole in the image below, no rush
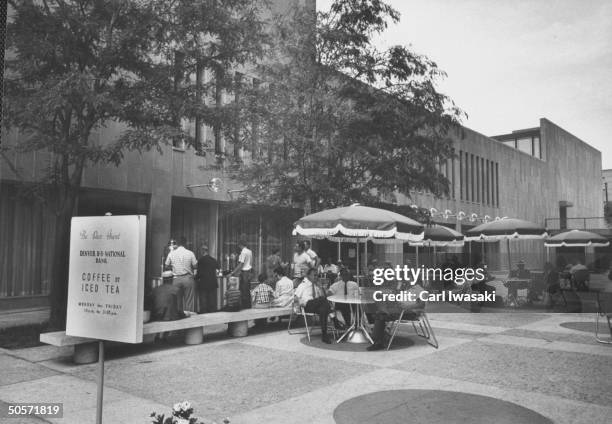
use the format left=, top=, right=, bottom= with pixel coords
left=468, top=242, right=472, bottom=267
left=416, top=245, right=419, bottom=267
left=433, top=244, right=437, bottom=267
left=356, top=238, right=360, bottom=286
left=507, top=238, right=511, bottom=271
left=365, top=239, right=368, bottom=274
left=337, top=241, right=341, bottom=263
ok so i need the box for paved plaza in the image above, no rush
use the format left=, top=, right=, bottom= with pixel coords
left=1, top=312, right=611, bottom=423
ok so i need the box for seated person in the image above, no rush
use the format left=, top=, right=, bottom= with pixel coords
left=295, top=268, right=332, bottom=344
left=543, top=262, right=561, bottom=310
left=506, top=260, right=531, bottom=301
left=326, top=268, right=359, bottom=327
left=152, top=271, right=187, bottom=321
left=508, top=260, right=531, bottom=279
left=224, top=278, right=242, bottom=312
left=251, top=273, right=275, bottom=309
left=272, top=266, right=294, bottom=307
left=367, top=281, right=425, bottom=351
left=570, top=261, right=589, bottom=291
left=152, top=271, right=187, bottom=342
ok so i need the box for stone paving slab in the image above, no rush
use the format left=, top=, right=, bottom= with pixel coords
left=0, top=354, right=59, bottom=387
left=46, top=396, right=168, bottom=424
left=239, top=329, right=471, bottom=368
left=7, top=345, right=73, bottom=363
left=501, top=328, right=599, bottom=344
left=428, top=312, right=550, bottom=328
left=392, top=340, right=612, bottom=406
left=68, top=341, right=378, bottom=421
left=231, top=367, right=612, bottom=424
left=0, top=400, right=51, bottom=423
left=0, top=374, right=132, bottom=416
left=481, top=334, right=612, bottom=356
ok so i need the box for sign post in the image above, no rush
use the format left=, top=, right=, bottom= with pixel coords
left=65, top=215, right=146, bottom=424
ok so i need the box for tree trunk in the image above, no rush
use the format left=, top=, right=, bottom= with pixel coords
left=49, top=186, right=79, bottom=328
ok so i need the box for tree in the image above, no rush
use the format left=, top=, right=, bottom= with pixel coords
left=3, top=0, right=269, bottom=326
left=225, top=0, right=465, bottom=214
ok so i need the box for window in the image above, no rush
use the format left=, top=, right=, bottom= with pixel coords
left=451, top=152, right=456, bottom=199
left=517, top=137, right=531, bottom=154
left=481, top=157, right=485, bottom=204
left=173, top=51, right=186, bottom=149
left=470, top=154, right=475, bottom=202
left=233, top=72, right=243, bottom=159
left=533, top=136, right=541, bottom=159
left=214, top=68, right=224, bottom=156
left=495, top=162, right=499, bottom=206
left=195, top=62, right=205, bottom=155
left=459, top=151, right=463, bottom=200
left=475, top=155, right=480, bottom=203
left=485, top=160, right=490, bottom=205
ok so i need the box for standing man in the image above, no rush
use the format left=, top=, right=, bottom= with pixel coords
left=292, top=241, right=314, bottom=287
left=232, top=235, right=253, bottom=309
left=266, top=247, right=282, bottom=281
left=196, top=245, right=219, bottom=313
left=165, top=237, right=197, bottom=312
left=304, top=240, right=320, bottom=269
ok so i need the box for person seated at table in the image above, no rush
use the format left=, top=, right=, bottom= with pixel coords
left=508, top=260, right=531, bottom=279
left=543, top=262, right=561, bottom=310
left=367, top=282, right=426, bottom=351
left=152, top=271, right=187, bottom=342
left=153, top=271, right=188, bottom=322
left=252, top=273, right=275, bottom=309
left=326, top=268, right=359, bottom=327
left=569, top=260, right=589, bottom=291
left=224, top=278, right=242, bottom=312
left=295, top=268, right=332, bottom=344
left=271, top=266, right=295, bottom=307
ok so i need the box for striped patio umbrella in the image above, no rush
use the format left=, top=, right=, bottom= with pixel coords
left=293, top=204, right=424, bottom=281
left=544, top=229, right=609, bottom=247
left=465, top=218, right=548, bottom=270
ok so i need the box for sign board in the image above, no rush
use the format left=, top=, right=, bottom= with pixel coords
left=66, top=215, right=146, bottom=343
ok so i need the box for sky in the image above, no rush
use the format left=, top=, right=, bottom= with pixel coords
left=317, top=0, right=612, bottom=168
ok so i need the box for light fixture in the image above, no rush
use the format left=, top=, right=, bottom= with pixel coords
left=186, top=177, right=223, bottom=193
left=483, top=215, right=491, bottom=222
left=469, top=213, right=478, bottom=222
left=457, top=211, right=466, bottom=220
left=443, top=209, right=453, bottom=219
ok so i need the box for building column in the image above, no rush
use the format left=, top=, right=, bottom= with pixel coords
left=147, top=190, right=172, bottom=281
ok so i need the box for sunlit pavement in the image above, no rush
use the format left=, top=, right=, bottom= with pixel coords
left=0, top=312, right=610, bottom=423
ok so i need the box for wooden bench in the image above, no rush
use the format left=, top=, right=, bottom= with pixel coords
left=40, top=307, right=293, bottom=364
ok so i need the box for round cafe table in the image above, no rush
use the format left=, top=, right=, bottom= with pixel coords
left=328, top=294, right=376, bottom=344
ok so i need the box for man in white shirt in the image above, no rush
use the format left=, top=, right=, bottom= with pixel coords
left=292, top=241, right=314, bottom=284
left=327, top=268, right=359, bottom=326
left=165, top=237, right=197, bottom=312
left=304, top=240, right=320, bottom=269
left=232, top=235, right=253, bottom=308
left=294, top=268, right=332, bottom=343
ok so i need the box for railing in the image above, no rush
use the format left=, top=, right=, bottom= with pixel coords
left=544, top=217, right=612, bottom=231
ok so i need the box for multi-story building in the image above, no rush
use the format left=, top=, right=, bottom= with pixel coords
left=0, top=1, right=603, bottom=310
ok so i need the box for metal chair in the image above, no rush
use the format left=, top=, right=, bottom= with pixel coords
left=386, top=308, right=438, bottom=350
left=595, top=291, right=612, bottom=344
left=287, top=301, right=336, bottom=343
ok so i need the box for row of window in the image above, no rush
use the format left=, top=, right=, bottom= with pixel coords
left=459, top=151, right=499, bottom=207
left=500, top=135, right=542, bottom=159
